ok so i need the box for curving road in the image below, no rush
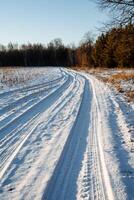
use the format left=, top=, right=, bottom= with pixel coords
left=0, top=68, right=133, bottom=200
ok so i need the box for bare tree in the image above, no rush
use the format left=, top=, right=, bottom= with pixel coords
left=95, top=0, right=134, bottom=26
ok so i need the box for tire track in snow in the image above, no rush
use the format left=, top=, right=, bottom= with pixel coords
left=0, top=72, right=73, bottom=181
left=0, top=77, right=66, bottom=128
left=0, top=72, right=76, bottom=161
left=0, top=76, right=64, bottom=115
left=92, top=77, right=133, bottom=199
left=77, top=74, right=114, bottom=200
left=0, top=73, right=70, bottom=141
left=0, top=71, right=80, bottom=183
left=14, top=74, right=84, bottom=199
left=78, top=101, right=107, bottom=200
left=1, top=69, right=129, bottom=200
left=0, top=70, right=64, bottom=99
left=42, top=79, right=92, bottom=200
left=92, top=93, right=113, bottom=200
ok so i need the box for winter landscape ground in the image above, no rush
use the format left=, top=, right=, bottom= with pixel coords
left=0, top=67, right=134, bottom=200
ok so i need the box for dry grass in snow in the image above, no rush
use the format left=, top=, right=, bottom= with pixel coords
left=0, top=67, right=61, bottom=92
left=87, top=68, right=134, bottom=103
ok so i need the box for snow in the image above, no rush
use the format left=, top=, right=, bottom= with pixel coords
left=89, top=68, right=134, bottom=104
left=0, top=67, right=62, bottom=93
left=0, top=67, right=134, bottom=199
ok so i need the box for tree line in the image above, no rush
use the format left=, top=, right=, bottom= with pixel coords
left=0, top=24, right=133, bottom=68
left=77, top=24, right=134, bottom=68
left=0, top=39, right=76, bottom=67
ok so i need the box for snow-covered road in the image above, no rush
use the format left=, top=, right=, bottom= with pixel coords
left=0, top=68, right=134, bottom=200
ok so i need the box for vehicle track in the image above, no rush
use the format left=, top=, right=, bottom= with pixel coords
left=78, top=101, right=106, bottom=200
left=0, top=74, right=66, bottom=113
left=0, top=72, right=71, bottom=141
left=0, top=69, right=130, bottom=200
left=42, top=72, right=114, bottom=200
left=42, top=79, right=91, bottom=200
left=0, top=71, right=80, bottom=182
left=0, top=76, right=66, bottom=128
left=0, top=72, right=77, bottom=155
left=77, top=74, right=114, bottom=200
left=16, top=74, right=84, bottom=199
left=88, top=76, right=132, bottom=200
left=0, top=70, right=64, bottom=99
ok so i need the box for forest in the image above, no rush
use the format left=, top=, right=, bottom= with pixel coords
left=0, top=24, right=133, bottom=68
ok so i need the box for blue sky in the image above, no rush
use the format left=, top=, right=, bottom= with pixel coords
left=0, top=0, right=108, bottom=45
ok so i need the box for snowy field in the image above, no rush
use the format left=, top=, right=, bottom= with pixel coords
left=0, top=67, right=134, bottom=200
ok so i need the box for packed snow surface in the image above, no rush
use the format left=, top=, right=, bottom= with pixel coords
left=0, top=67, right=134, bottom=200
